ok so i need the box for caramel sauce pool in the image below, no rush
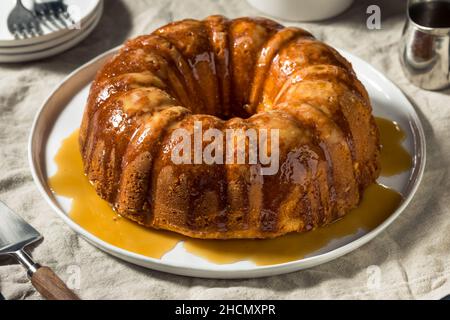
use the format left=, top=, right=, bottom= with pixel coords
left=375, top=117, right=412, bottom=177
left=49, top=117, right=410, bottom=266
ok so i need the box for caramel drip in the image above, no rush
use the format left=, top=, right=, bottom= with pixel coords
left=273, top=70, right=379, bottom=190
left=375, top=117, right=412, bottom=176
left=87, top=71, right=185, bottom=204
left=333, top=109, right=356, bottom=162
left=50, top=116, right=409, bottom=265
left=85, top=103, right=134, bottom=202
left=250, top=111, right=330, bottom=232
left=280, top=147, right=314, bottom=230
left=301, top=187, right=314, bottom=230
left=301, top=146, right=325, bottom=227
left=324, top=43, right=371, bottom=103
left=272, top=65, right=363, bottom=171
left=153, top=115, right=230, bottom=232
left=50, top=129, right=181, bottom=258
left=274, top=103, right=357, bottom=215
left=317, top=140, right=336, bottom=222
left=81, top=49, right=181, bottom=197
left=205, top=117, right=229, bottom=232
left=228, top=18, right=280, bottom=117
left=204, top=15, right=232, bottom=118
left=80, top=73, right=136, bottom=155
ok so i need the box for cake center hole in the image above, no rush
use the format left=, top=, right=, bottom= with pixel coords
left=214, top=103, right=254, bottom=120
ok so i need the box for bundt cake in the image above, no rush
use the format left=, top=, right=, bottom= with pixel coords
left=79, top=15, right=380, bottom=239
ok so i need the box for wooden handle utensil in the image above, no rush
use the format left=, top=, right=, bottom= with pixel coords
left=13, top=249, right=80, bottom=300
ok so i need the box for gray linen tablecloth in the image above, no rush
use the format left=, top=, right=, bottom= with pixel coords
left=1, top=0, right=449, bottom=300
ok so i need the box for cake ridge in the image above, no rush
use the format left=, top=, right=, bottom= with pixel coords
left=136, top=34, right=205, bottom=113
left=249, top=27, right=314, bottom=114
left=156, top=19, right=220, bottom=116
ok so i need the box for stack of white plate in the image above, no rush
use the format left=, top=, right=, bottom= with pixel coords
left=0, top=0, right=103, bottom=63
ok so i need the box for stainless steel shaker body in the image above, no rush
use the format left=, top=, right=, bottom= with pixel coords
left=400, top=0, right=450, bottom=90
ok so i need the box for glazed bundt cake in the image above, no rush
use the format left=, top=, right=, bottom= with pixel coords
left=79, top=16, right=380, bottom=239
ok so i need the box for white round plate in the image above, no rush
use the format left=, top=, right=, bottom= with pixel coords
left=0, top=0, right=101, bottom=47
left=0, top=1, right=101, bottom=55
left=29, top=48, right=426, bottom=279
left=0, top=3, right=102, bottom=63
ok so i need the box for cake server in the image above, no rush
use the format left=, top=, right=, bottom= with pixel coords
left=0, top=201, right=79, bottom=300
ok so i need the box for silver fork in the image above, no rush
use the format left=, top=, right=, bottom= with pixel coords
left=7, top=0, right=43, bottom=38
left=34, top=0, right=75, bottom=30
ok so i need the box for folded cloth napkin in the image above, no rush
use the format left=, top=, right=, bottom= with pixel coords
left=1, top=0, right=449, bottom=300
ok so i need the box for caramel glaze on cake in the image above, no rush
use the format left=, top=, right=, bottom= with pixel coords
left=79, top=16, right=380, bottom=239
